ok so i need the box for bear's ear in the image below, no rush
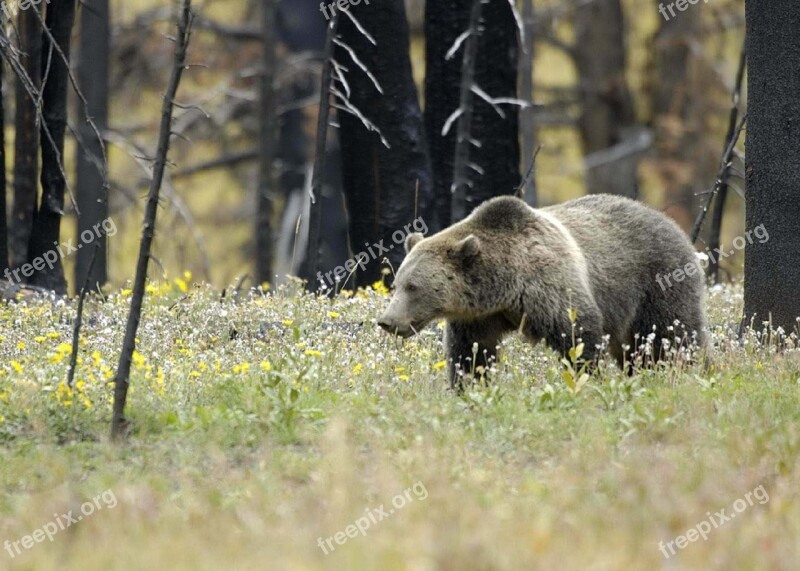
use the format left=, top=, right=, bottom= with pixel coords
left=452, top=235, right=481, bottom=263
left=405, top=232, right=424, bottom=254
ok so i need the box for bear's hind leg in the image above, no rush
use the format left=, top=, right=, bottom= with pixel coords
left=627, top=290, right=705, bottom=369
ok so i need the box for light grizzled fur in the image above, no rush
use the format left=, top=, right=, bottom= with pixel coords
left=378, top=194, right=707, bottom=387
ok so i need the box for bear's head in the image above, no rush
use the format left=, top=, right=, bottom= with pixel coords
left=378, top=231, right=484, bottom=337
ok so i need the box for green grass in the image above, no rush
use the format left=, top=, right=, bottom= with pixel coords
left=0, top=282, right=798, bottom=570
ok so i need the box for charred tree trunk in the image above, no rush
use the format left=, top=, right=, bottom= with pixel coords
left=11, top=5, right=43, bottom=270
left=75, top=0, right=110, bottom=291
left=450, top=0, right=483, bottom=223
left=304, top=15, right=337, bottom=288
left=743, top=0, right=800, bottom=335
left=275, top=0, right=349, bottom=290
left=574, top=0, right=640, bottom=198
left=112, top=0, right=194, bottom=440
left=425, top=0, right=520, bottom=227
left=28, top=0, right=77, bottom=294
left=255, top=0, right=277, bottom=286
left=336, top=0, right=433, bottom=286
left=707, top=45, right=746, bottom=284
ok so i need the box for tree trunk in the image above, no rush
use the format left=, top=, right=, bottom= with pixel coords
left=304, top=16, right=337, bottom=288
left=650, top=2, right=700, bottom=231
left=450, top=0, right=483, bottom=223
left=518, top=0, right=537, bottom=206
left=574, top=0, right=640, bottom=198
left=274, top=0, right=349, bottom=291
left=75, top=0, right=110, bottom=291
left=743, top=0, right=800, bottom=335
left=0, top=22, right=8, bottom=274
left=11, top=5, right=43, bottom=270
left=29, top=0, right=77, bottom=294
left=336, top=0, right=433, bottom=286
left=707, top=45, right=746, bottom=284
left=255, top=0, right=277, bottom=286
left=425, top=0, right=520, bottom=227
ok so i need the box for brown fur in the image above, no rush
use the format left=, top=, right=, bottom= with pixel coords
left=379, top=195, right=707, bottom=387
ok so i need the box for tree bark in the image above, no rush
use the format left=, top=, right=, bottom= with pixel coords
left=574, top=0, right=639, bottom=198
left=28, top=0, right=77, bottom=294
left=11, top=5, right=43, bottom=270
left=425, top=0, right=519, bottom=227
left=75, top=0, right=110, bottom=291
left=743, top=0, right=800, bottom=335
left=336, top=0, right=433, bottom=286
left=256, top=0, right=277, bottom=286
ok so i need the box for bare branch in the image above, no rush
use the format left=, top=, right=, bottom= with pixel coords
left=333, top=37, right=383, bottom=94
left=341, top=9, right=376, bottom=46
left=330, top=86, right=390, bottom=148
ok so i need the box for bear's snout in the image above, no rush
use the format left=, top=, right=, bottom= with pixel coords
left=377, top=314, right=417, bottom=338
left=377, top=317, right=396, bottom=333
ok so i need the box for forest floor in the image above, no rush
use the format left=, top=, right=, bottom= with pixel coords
left=0, top=281, right=798, bottom=570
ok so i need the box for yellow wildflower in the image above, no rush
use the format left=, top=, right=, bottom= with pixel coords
left=371, top=280, right=389, bottom=296
left=132, top=351, right=146, bottom=369
left=56, top=382, right=73, bottom=407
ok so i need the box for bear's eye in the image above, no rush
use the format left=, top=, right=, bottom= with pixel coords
left=406, top=283, right=418, bottom=293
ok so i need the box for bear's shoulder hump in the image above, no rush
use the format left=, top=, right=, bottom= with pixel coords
left=470, top=196, right=532, bottom=229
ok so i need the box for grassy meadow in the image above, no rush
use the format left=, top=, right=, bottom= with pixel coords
left=0, top=281, right=798, bottom=570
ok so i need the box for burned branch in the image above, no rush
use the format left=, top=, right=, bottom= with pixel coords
left=111, top=0, right=195, bottom=440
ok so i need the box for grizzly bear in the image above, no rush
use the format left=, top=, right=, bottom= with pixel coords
left=378, top=194, right=706, bottom=386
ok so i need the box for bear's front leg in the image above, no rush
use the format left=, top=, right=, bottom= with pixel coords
left=445, top=315, right=512, bottom=391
